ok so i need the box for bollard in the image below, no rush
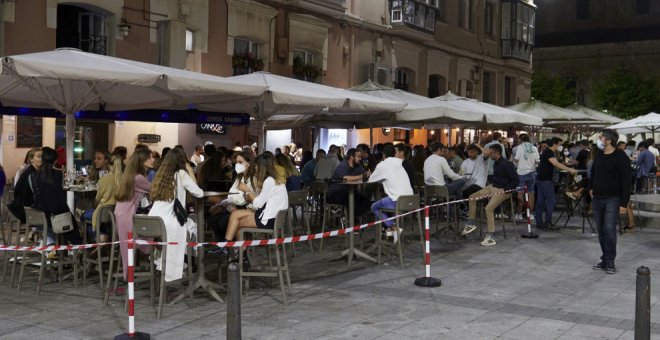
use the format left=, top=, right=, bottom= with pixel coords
left=520, top=185, right=539, bottom=239
left=635, top=266, right=651, bottom=340
left=414, top=207, right=441, bottom=288
left=227, top=262, right=242, bottom=340
left=115, top=233, right=150, bottom=339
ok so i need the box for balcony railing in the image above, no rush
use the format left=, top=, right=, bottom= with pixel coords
left=390, top=0, right=437, bottom=33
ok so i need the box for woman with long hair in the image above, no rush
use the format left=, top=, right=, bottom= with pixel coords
left=197, top=151, right=233, bottom=193
left=148, top=148, right=203, bottom=282
left=223, top=154, right=288, bottom=253
left=14, top=147, right=40, bottom=186
left=207, top=151, right=255, bottom=254
left=9, top=148, right=42, bottom=223
left=114, top=147, right=154, bottom=278
left=87, top=155, right=124, bottom=243
left=31, top=147, right=82, bottom=245
left=275, top=153, right=301, bottom=191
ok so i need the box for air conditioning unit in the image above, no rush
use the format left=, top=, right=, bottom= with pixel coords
left=367, top=63, right=390, bottom=85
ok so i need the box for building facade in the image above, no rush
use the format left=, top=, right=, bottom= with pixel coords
left=534, top=0, right=660, bottom=108
left=0, top=0, right=534, bottom=177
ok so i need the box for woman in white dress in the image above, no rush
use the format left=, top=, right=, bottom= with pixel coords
left=148, top=148, right=203, bottom=282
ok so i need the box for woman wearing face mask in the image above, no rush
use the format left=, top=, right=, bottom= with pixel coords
left=206, top=151, right=255, bottom=255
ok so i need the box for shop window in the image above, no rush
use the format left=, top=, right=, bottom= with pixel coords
left=232, top=38, right=263, bottom=75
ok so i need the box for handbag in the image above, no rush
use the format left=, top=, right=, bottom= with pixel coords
left=136, top=194, right=153, bottom=214
left=51, top=212, right=74, bottom=234
left=29, top=173, right=74, bottom=234
left=173, top=173, right=187, bottom=226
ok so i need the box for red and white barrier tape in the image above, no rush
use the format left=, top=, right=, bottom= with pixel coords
left=0, top=187, right=519, bottom=252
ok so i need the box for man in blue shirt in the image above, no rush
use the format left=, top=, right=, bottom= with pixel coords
left=301, top=149, right=325, bottom=186
left=326, top=148, right=370, bottom=215
left=635, top=141, right=655, bottom=192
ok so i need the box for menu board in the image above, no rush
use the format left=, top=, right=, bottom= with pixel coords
left=16, top=116, right=43, bottom=148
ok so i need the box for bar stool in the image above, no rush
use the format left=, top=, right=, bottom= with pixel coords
left=318, top=183, right=348, bottom=252
left=424, top=185, right=458, bottom=240
left=21, top=207, right=79, bottom=295
left=287, top=190, right=313, bottom=255
left=376, top=195, right=422, bottom=268
left=238, top=210, right=292, bottom=305
left=82, top=205, right=115, bottom=293
left=132, top=215, right=193, bottom=319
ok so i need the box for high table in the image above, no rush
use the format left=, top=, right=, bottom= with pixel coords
left=336, top=180, right=379, bottom=267
left=172, top=191, right=227, bottom=304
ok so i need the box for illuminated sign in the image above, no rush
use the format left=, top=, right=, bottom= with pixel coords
left=197, top=123, right=227, bottom=135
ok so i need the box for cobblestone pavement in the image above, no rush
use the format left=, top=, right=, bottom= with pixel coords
left=1, top=215, right=660, bottom=339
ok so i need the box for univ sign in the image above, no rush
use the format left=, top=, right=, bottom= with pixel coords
left=197, top=123, right=227, bottom=135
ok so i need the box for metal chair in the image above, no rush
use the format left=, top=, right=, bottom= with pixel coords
left=104, top=210, right=124, bottom=306
left=132, top=215, right=193, bottom=319
left=317, top=182, right=348, bottom=252
left=3, top=210, right=24, bottom=284
left=82, top=205, right=115, bottom=294
left=21, top=207, right=79, bottom=295
left=424, top=185, right=459, bottom=240
left=287, top=190, right=313, bottom=255
left=376, top=195, right=422, bottom=268
left=238, top=210, right=292, bottom=305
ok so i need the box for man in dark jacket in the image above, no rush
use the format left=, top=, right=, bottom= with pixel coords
left=461, top=144, right=519, bottom=246
left=590, top=129, right=632, bottom=274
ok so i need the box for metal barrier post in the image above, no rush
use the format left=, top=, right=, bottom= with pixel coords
left=521, top=185, right=539, bottom=239
left=635, top=266, right=651, bottom=340
left=414, top=207, right=441, bottom=288
left=115, top=232, right=150, bottom=339
left=227, top=262, right=242, bottom=340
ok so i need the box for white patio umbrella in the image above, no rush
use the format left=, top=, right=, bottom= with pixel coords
left=565, top=104, right=623, bottom=124
left=218, top=72, right=405, bottom=147
left=507, top=99, right=591, bottom=123
left=432, top=92, right=542, bottom=127
left=607, top=112, right=660, bottom=134
left=0, top=48, right=268, bottom=208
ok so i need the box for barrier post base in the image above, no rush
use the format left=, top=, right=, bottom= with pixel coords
left=521, top=233, right=539, bottom=239
left=114, top=332, right=151, bottom=340
left=414, top=277, right=441, bottom=287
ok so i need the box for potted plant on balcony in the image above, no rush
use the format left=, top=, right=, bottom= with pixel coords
left=232, top=52, right=264, bottom=75
left=292, top=55, right=321, bottom=82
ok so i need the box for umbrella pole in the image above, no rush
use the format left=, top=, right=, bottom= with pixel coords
left=65, top=113, right=75, bottom=211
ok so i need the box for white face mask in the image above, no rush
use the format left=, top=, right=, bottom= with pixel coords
left=235, top=163, right=247, bottom=174
left=597, top=139, right=605, bottom=150
left=557, top=145, right=564, bottom=152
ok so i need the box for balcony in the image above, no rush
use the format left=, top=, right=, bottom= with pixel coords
left=389, top=0, right=437, bottom=34
left=283, top=0, right=346, bottom=16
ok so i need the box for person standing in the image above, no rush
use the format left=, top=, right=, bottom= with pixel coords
left=634, top=141, right=655, bottom=192
left=513, top=134, right=539, bottom=220
left=535, top=137, right=576, bottom=229
left=590, top=129, right=632, bottom=274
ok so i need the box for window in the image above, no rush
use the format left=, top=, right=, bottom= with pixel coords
left=437, top=0, right=446, bottom=21
left=390, top=0, right=436, bottom=32
left=501, top=1, right=535, bottom=61
left=292, top=50, right=321, bottom=82
left=232, top=38, right=262, bottom=75
left=428, top=75, right=447, bottom=98
left=395, top=68, right=412, bottom=91
left=504, top=76, right=515, bottom=105
left=485, top=2, right=494, bottom=36
left=482, top=72, right=494, bottom=103
left=56, top=5, right=108, bottom=55
left=458, top=79, right=474, bottom=98
left=459, top=0, right=472, bottom=30
left=636, top=0, right=650, bottom=15
left=185, top=29, right=194, bottom=52
left=576, top=0, right=590, bottom=20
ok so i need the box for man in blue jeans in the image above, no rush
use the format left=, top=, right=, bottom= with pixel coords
left=590, top=129, right=632, bottom=274
left=535, top=137, right=577, bottom=229
left=369, top=144, right=414, bottom=244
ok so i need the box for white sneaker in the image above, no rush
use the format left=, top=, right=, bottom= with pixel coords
left=461, top=224, right=478, bottom=235
left=481, top=235, right=496, bottom=247
left=514, top=213, right=523, bottom=220
left=393, top=227, right=404, bottom=244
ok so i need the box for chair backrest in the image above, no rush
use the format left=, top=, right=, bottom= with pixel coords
left=288, top=190, right=308, bottom=207
left=24, top=207, right=48, bottom=227
left=107, top=210, right=118, bottom=242
left=396, top=195, right=421, bottom=213
left=132, top=215, right=166, bottom=239
left=95, top=205, right=116, bottom=226
left=310, top=181, right=328, bottom=196
left=273, top=209, right=289, bottom=233
left=424, top=185, right=450, bottom=202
